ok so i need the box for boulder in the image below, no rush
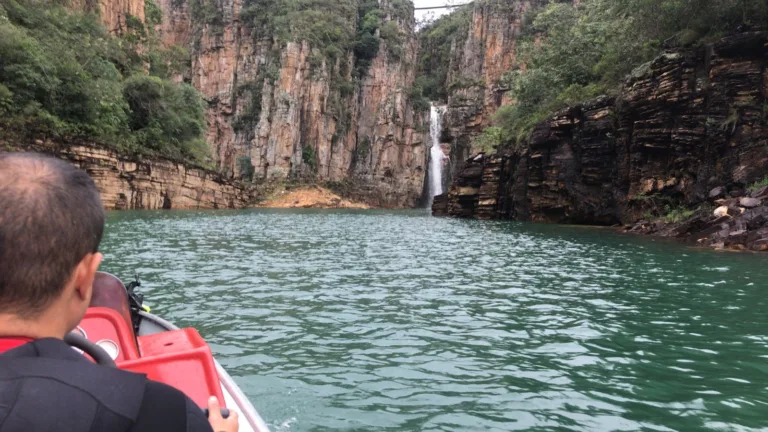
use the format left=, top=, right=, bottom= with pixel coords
left=714, top=206, right=729, bottom=217
left=739, top=197, right=762, bottom=208
left=746, top=213, right=768, bottom=230
left=694, top=215, right=732, bottom=240
left=729, top=206, right=746, bottom=215
left=715, top=198, right=740, bottom=207
left=709, top=186, right=726, bottom=200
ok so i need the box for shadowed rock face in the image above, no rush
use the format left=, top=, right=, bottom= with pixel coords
left=436, top=32, right=768, bottom=250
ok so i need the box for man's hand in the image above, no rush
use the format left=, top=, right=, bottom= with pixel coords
left=207, top=396, right=239, bottom=432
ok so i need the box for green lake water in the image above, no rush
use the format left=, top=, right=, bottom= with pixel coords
left=100, top=209, right=768, bottom=431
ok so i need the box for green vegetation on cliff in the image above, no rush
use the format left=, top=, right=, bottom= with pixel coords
left=497, top=0, right=768, bottom=146
left=237, top=0, right=407, bottom=75
left=413, top=4, right=472, bottom=103
left=232, top=0, right=411, bottom=153
left=0, top=0, right=208, bottom=163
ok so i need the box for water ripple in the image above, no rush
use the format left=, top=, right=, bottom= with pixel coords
left=101, top=209, right=768, bottom=431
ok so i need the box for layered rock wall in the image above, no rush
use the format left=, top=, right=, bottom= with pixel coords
left=436, top=32, right=768, bottom=236
left=2, top=141, right=250, bottom=210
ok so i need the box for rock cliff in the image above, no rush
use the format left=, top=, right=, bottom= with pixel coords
left=435, top=32, right=768, bottom=251
left=2, top=141, right=250, bottom=210
left=65, top=0, right=428, bottom=208
left=154, top=0, right=427, bottom=207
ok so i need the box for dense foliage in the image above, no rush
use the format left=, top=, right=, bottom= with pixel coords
left=0, top=0, right=208, bottom=163
left=491, top=0, right=768, bottom=147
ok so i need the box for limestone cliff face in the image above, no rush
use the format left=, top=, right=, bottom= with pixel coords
left=154, top=0, right=427, bottom=207
left=434, top=32, right=768, bottom=249
left=2, top=141, right=250, bottom=210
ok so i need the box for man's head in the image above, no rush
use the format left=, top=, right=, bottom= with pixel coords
left=0, top=153, right=104, bottom=335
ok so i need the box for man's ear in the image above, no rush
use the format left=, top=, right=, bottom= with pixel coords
left=73, top=252, right=103, bottom=301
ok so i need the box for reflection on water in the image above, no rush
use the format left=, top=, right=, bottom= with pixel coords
left=101, top=209, right=768, bottom=431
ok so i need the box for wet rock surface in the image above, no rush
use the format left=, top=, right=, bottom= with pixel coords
left=436, top=32, right=768, bottom=252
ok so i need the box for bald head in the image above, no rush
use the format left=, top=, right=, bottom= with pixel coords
left=0, top=153, right=104, bottom=316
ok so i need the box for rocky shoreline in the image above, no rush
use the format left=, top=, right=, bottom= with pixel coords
left=625, top=186, right=768, bottom=252
left=255, top=186, right=370, bottom=209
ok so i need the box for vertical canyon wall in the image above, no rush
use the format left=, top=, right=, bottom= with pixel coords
left=156, top=0, right=427, bottom=207
left=69, top=0, right=429, bottom=208
left=70, top=0, right=146, bottom=34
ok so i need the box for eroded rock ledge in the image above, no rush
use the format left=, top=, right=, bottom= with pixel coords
left=2, top=140, right=250, bottom=210
left=434, top=32, right=768, bottom=251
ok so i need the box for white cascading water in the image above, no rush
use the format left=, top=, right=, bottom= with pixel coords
left=427, top=104, right=446, bottom=205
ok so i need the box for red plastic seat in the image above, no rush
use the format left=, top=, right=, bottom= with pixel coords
left=119, top=328, right=225, bottom=407
left=78, top=307, right=139, bottom=362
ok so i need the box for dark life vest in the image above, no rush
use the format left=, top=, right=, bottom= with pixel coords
left=0, top=338, right=147, bottom=432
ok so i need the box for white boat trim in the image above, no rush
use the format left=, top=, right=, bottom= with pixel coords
left=138, top=311, right=271, bottom=432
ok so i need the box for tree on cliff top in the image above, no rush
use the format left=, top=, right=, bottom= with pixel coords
left=0, top=0, right=210, bottom=165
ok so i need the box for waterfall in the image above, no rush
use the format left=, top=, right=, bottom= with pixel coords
left=427, top=104, right=446, bottom=207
